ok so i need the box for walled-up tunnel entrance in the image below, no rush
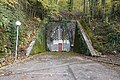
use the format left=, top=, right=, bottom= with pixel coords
left=31, top=19, right=97, bottom=56
left=46, top=21, right=76, bottom=52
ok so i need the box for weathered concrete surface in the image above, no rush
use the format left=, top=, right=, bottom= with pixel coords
left=0, top=53, right=119, bottom=80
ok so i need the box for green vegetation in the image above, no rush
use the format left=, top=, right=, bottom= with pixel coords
left=93, top=21, right=120, bottom=53
left=0, top=0, right=120, bottom=59
left=73, top=22, right=91, bottom=56
left=33, top=52, right=80, bottom=57
left=0, top=1, right=26, bottom=54
left=0, top=0, right=45, bottom=58
left=80, top=19, right=93, bottom=39
left=31, top=19, right=48, bottom=54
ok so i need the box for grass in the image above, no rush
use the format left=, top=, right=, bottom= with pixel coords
left=33, top=51, right=80, bottom=57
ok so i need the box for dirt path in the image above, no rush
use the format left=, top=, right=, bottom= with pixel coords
left=0, top=52, right=119, bottom=80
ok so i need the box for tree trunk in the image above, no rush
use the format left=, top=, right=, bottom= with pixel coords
left=83, top=0, right=86, bottom=15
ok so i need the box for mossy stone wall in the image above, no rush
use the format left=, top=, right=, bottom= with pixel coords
left=31, top=20, right=48, bottom=54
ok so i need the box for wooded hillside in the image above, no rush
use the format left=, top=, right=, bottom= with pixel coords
left=0, top=0, right=120, bottom=59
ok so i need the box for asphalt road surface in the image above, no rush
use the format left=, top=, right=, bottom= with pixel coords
left=0, top=52, right=119, bottom=80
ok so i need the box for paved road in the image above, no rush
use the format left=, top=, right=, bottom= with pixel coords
left=0, top=53, right=120, bottom=80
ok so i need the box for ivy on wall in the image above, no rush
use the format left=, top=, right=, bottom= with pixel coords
left=0, top=1, right=26, bottom=55
left=73, top=22, right=91, bottom=56
left=31, top=19, right=48, bottom=54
